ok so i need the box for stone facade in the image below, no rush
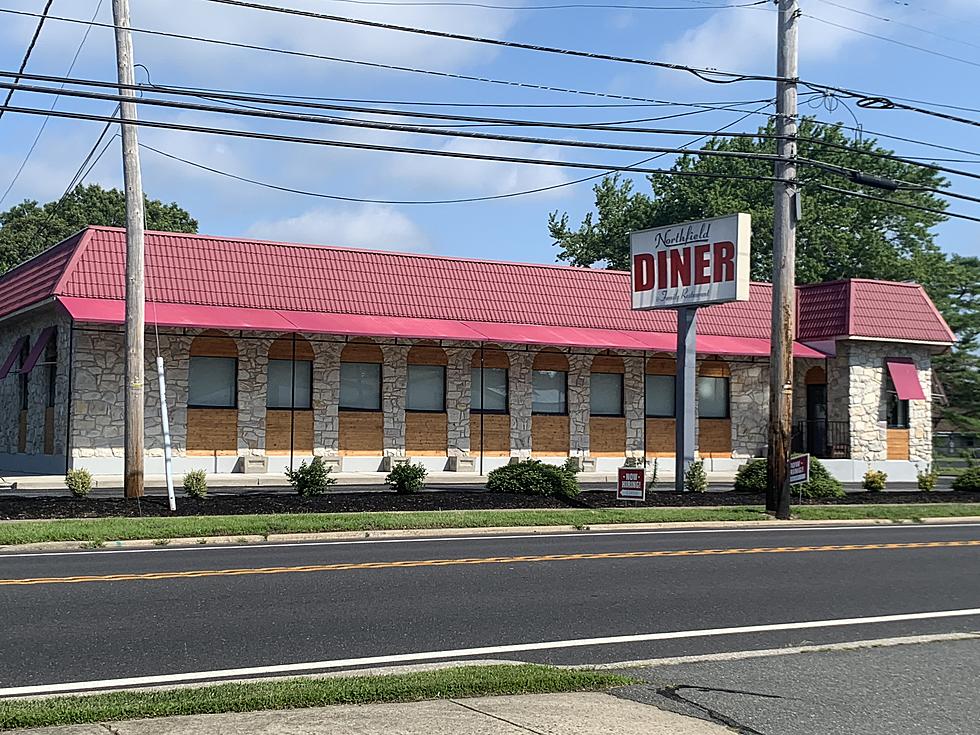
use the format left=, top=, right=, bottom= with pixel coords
left=844, top=341, right=932, bottom=465
left=0, top=318, right=939, bottom=473
left=730, top=359, right=769, bottom=458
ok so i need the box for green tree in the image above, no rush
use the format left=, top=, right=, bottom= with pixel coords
left=549, top=118, right=978, bottom=428
left=0, top=184, right=198, bottom=274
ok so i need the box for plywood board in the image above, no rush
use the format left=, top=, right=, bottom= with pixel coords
left=406, top=412, right=448, bottom=455
left=887, top=428, right=910, bottom=460
left=265, top=409, right=314, bottom=455
left=699, top=418, right=732, bottom=457
left=186, top=408, right=238, bottom=455
left=590, top=416, right=626, bottom=456
left=470, top=413, right=511, bottom=456
left=339, top=410, right=383, bottom=455
left=645, top=418, right=675, bottom=457
left=531, top=414, right=569, bottom=456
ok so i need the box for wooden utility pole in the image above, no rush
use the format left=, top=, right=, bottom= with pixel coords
left=112, top=0, right=145, bottom=498
left=767, top=0, right=798, bottom=520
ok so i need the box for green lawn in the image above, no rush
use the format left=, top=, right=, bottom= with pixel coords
left=0, top=664, right=636, bottom=730
left=1, top=504, right=978, bottom=546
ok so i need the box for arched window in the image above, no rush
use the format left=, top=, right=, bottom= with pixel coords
left=471, top=346, right=509, bottom=413
left=340, top=340, right=383, bottom=411
left=407, top=344, right=447, bottom=413
left=267, top=335, right=314, bottom=409
left=188, top=331, right=238, bottom=408
left=697, top=360, right=730, bottom=419
left=590, top=354, right=624, bottom=417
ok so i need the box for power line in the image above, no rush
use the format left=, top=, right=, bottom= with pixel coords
left=812, top=0, right=980, bottom=52
left=814, top=183, right=980, bottom=224
left=7, top=73, right=980, bottom=185
left=0, top=101, right=791, bottom=185
left=200, top=0, right=783, bottom=83
left=0, top=6, right=786, bottom=112
left=138, top=102, right=775, bottom=206
left=805, top=13, right=980, bottom=70
left=0, top=0, right=105, bottom=208
left=300, top=0, right=771, bottom=9
left=0, top=81, right=800, bottom=169
left=0, top=0, right=54, bottom=124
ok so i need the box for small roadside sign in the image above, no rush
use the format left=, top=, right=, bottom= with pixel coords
left=617, top=467, right=646, bottom=501
left=789, top=454, right=810, bottom=485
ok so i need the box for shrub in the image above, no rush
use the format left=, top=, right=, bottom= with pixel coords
left=917, top=470, right=938, bottom=492
left=65, top=468, right=93, bottom=498
left=863, top=469, right=887, bottom=492
left=684, top=459, right=708, bottom=493
left=952, top=466, right=980, bottom=491
left=285, top=456, right=337, bottom=496
left=386, top=462, right=427, bottom=494
left=733, top=457, right=845, bottom=499
left=182, top=469, right=208, bottom=499
left=562, top=456, right=581, bottom=475
left=486, top=459, right=580, bottom=499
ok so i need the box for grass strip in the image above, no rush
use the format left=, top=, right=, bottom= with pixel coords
left=0, top=664, right=636, bottom=730
left=1, top=504, right=978, bottom=546
left=0, top=507, right=770, bottom=545
left=793, top=503, right=980, bottom=521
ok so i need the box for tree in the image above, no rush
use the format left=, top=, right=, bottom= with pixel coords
left=0, top=184, right=198, bottom=274
left=549, top=118, right=978, bottom=429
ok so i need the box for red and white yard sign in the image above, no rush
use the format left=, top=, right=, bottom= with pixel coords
left=630, top=213, right=751, bottom=310
left=617, top=467, right=646, bottom=501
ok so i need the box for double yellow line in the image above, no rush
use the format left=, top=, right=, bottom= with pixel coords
left=1, top=539, right=977, bottom=587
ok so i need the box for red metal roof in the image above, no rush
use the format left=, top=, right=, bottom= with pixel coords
left=798, top=279, right=955, bottom=344
left=0, top=227, right=954, bottom=350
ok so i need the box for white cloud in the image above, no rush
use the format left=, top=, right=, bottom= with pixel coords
left=658, top=0, right=884, bottom=75
left=388, top=138, right=572, bottom=199
left=246, top=204, right=431, bottom=251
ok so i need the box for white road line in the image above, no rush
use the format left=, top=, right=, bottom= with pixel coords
left=3, top=522, right=979, bottom=559
left=589, top=631, right=980, bottom=669
left=2, top=608, right=979, bottom=697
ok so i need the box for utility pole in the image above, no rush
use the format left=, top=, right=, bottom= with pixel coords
left=112, top=0, right=145, bottom=498
left=767, top=0, right=798, bottom=520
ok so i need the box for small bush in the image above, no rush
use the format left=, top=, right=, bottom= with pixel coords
left=952, top=466, right=980, bottom=491
left=863, top=469, right=888, bottom=492
left=562, top=456, right=581, bottom=475
left=734, top=457, right=845, bottom=499
left=285, top=456, right=337, bottom=496
left=917, top=470, right=938, bottom=492
left=65, top=468, right=93, bottom=498
left=386, top=462, right=427, bottom=494
left=486, top=459, right=580, bottom=499
left=684, top=459, right=708, bottom=493
left=182, top=469, right=208, bottom=499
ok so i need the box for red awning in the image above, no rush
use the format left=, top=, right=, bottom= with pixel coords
left=0, top=335, right=27, bottom=379
left=58, top=297, right=829, bottom=359
left=886, top=358, right=926, bottom=400
left=19, top=326, right=55, bottom=374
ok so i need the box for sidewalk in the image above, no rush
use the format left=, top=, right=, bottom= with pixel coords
left=9, top=692, right=729, bottom=735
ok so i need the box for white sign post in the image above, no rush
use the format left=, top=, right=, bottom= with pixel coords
left=630, top=214, right=751, bottom=492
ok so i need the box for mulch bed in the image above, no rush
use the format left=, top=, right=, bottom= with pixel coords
left=1, top=489, right=979, bottom=521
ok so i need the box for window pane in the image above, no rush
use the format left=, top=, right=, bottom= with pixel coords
left=340, top=362, right=381, bottom=410
left=188, top=356, right=236, bottom=407
left=645, top=374, right=675, bottom=417
left=472, top=367, right=508, bottom=412
left=532, top=370, right=566, bottom=414
left=267, top=359, right=312, bottom=409
left=697, top=376, right=729, bottom=418
left=408, top=364, right=446, bottom=411
left=590, top=372, right=623, bottom=416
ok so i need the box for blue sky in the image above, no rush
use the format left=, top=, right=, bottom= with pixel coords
left=1, top=0, right=978, bottom=266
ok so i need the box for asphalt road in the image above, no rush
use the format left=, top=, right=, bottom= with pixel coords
left=623, top=637, right=980, bottom=735
left=1, top=522, right=979, bottom=695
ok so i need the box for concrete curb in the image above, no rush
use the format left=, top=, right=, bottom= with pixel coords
left=2, top=516, right=978, bottom=555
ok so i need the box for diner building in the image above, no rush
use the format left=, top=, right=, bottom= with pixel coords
left=0, top=227, right=956, bottom=481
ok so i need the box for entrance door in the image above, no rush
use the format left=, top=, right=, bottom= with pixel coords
left=806, top=384, right=827, bottom=457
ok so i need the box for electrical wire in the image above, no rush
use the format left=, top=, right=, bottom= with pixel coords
left=0, top=0, right=54, bottom=124
left=812, top=0, right=980, bottom=52
left=0, top=6, right=787, bottom=112
left=805, top=13, right=980, bottom=70
left=814, top=183, right=980, bottom=223
left=0, top=100, right=790, bottom=185
left=138, top=102, right=774, bottom=206
left=0, top=0, right=105, bottom=208
left=7, top=74, right=980, bottom=186
left=200, top=0, right=781, bottom=83
left=299, top=0, right=771, bottom=10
